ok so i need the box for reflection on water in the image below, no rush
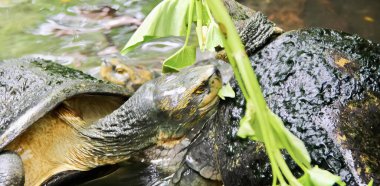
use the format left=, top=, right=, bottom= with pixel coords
left=237, top=0, right=380, bottom=43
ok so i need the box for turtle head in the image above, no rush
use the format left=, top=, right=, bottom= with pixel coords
left=100, top=58, right=154, bottom=92
left=78, top=65, right=222, bottom=161
left=152, top=65, right=222, bottom=139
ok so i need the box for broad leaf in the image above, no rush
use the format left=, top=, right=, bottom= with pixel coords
left=237, top=109, right=256, bottom=138
left=205, top=21, right=224, bottom=51
left=237, top=102, right=261, bottom=139
left=121, top=35, right=157, bottom=54
left=162, top=45, right=196, bottom=73
left=218, top=83, right=235, bottom=100
left=121, top=0, right=191, bottom=54
left=298, top=166, right=345, bottom=186
left=368, top=179, right=374, bottom=186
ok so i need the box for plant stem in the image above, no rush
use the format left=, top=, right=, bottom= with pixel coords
left=205, top=0, right=299, bottom=185
left=195, top=0, right=204, bottom=49
left=204, top=0, right=270, bottom=116
left=185, top=0, right=195, bottom=46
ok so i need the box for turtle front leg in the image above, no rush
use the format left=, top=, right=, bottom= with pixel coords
left=0, top=151, right=24, bottom=186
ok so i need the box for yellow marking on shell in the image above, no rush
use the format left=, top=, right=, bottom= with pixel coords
left=335, top=57, right=350, bottom=68
left=336, top=133, right=347, bottom=143
left=364, top=16, right=375, bottom=23
left=356, top=154, right=373, bottom=174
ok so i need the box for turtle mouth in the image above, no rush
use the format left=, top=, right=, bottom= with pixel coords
left=198, top=73, right=222, bottom=113
left=198, top=94, right=219, bottom=113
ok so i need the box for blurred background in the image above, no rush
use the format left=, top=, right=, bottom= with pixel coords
left=237, top=0, right=379, bottom=42
left=0, top=0, right=378, bottom=61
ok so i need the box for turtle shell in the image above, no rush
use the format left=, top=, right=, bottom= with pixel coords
left=165, top=28, right=380, bottom=186
left=223, top=0, right=282, bottom=55
left=212, top=28, right=380, bottom=185
left=0, top=58, right=129, bottom=150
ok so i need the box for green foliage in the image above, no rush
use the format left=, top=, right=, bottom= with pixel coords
left=204, top=21, right=224, bottom=51
left=218, top=83, right=235, bottom=100
left=123, top=0, right=345, bottom=185
left=121, top=0, right=190, bottom=54
left=298, top=166, right=345, bottom=186
left=122, top=0, right=223, bottom=72
left=162, top=45, right=196, bottom=73
left=121, top=0, right=197, bottom=72
left=367, top=179, right=374, bottom=186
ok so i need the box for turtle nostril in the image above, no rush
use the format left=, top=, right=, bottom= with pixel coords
left=214, top=68, right=221, bottom=78
left=101, top=59, right=111, bottom=67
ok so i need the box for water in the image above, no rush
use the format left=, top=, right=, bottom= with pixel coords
left=0, top=0, right=162, bottom=72
left=237, top=0, right=380, bottom=43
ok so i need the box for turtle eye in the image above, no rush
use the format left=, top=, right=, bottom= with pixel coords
left=194, top=82, right=207, bottom=94
left=115, top=66, right=126, bottom=74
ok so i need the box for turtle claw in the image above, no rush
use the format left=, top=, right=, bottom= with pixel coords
left=0, top=151, right=24, bottom=186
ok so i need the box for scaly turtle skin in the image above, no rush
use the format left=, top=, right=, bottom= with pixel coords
left=222, top=0, right=283, bottom=55
left=0, top=58, right=222, bottom=185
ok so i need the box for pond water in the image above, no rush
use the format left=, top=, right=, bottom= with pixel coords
left=0, top=0, right=379, bottom=185
left=0, top=0, right=165, bottom=77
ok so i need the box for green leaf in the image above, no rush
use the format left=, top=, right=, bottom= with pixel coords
left=121, top=0, right=191, bottom=54
left=298, top=166, right=345, bottom=186
left=237, top=110, right=256, bottom=138
left=205, top=21, right=224, bottom=51
left=121, top=35, right=158, bottom=54
left=237, top=102, right=262, bottom=140
left=237, top=108, right=311, bottom=169
left=195, top=0, right=214, bottom=50
left=269, top=111, right=311, bottom=168
left=368, top=179, right=374, bottom=186
left=218, top=83, right=235, bottom=100
left=162, top=45, right=196, bottom=73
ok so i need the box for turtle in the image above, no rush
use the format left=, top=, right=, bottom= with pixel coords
left=159, top=2, right=379, bottom=185
left=0, top=58, right=222, bottom=185
left=88, top=4, right=380, bottom=186
left=100, top=55, right=161, bottom=93
left=173, top=28, right=380, bottom=185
